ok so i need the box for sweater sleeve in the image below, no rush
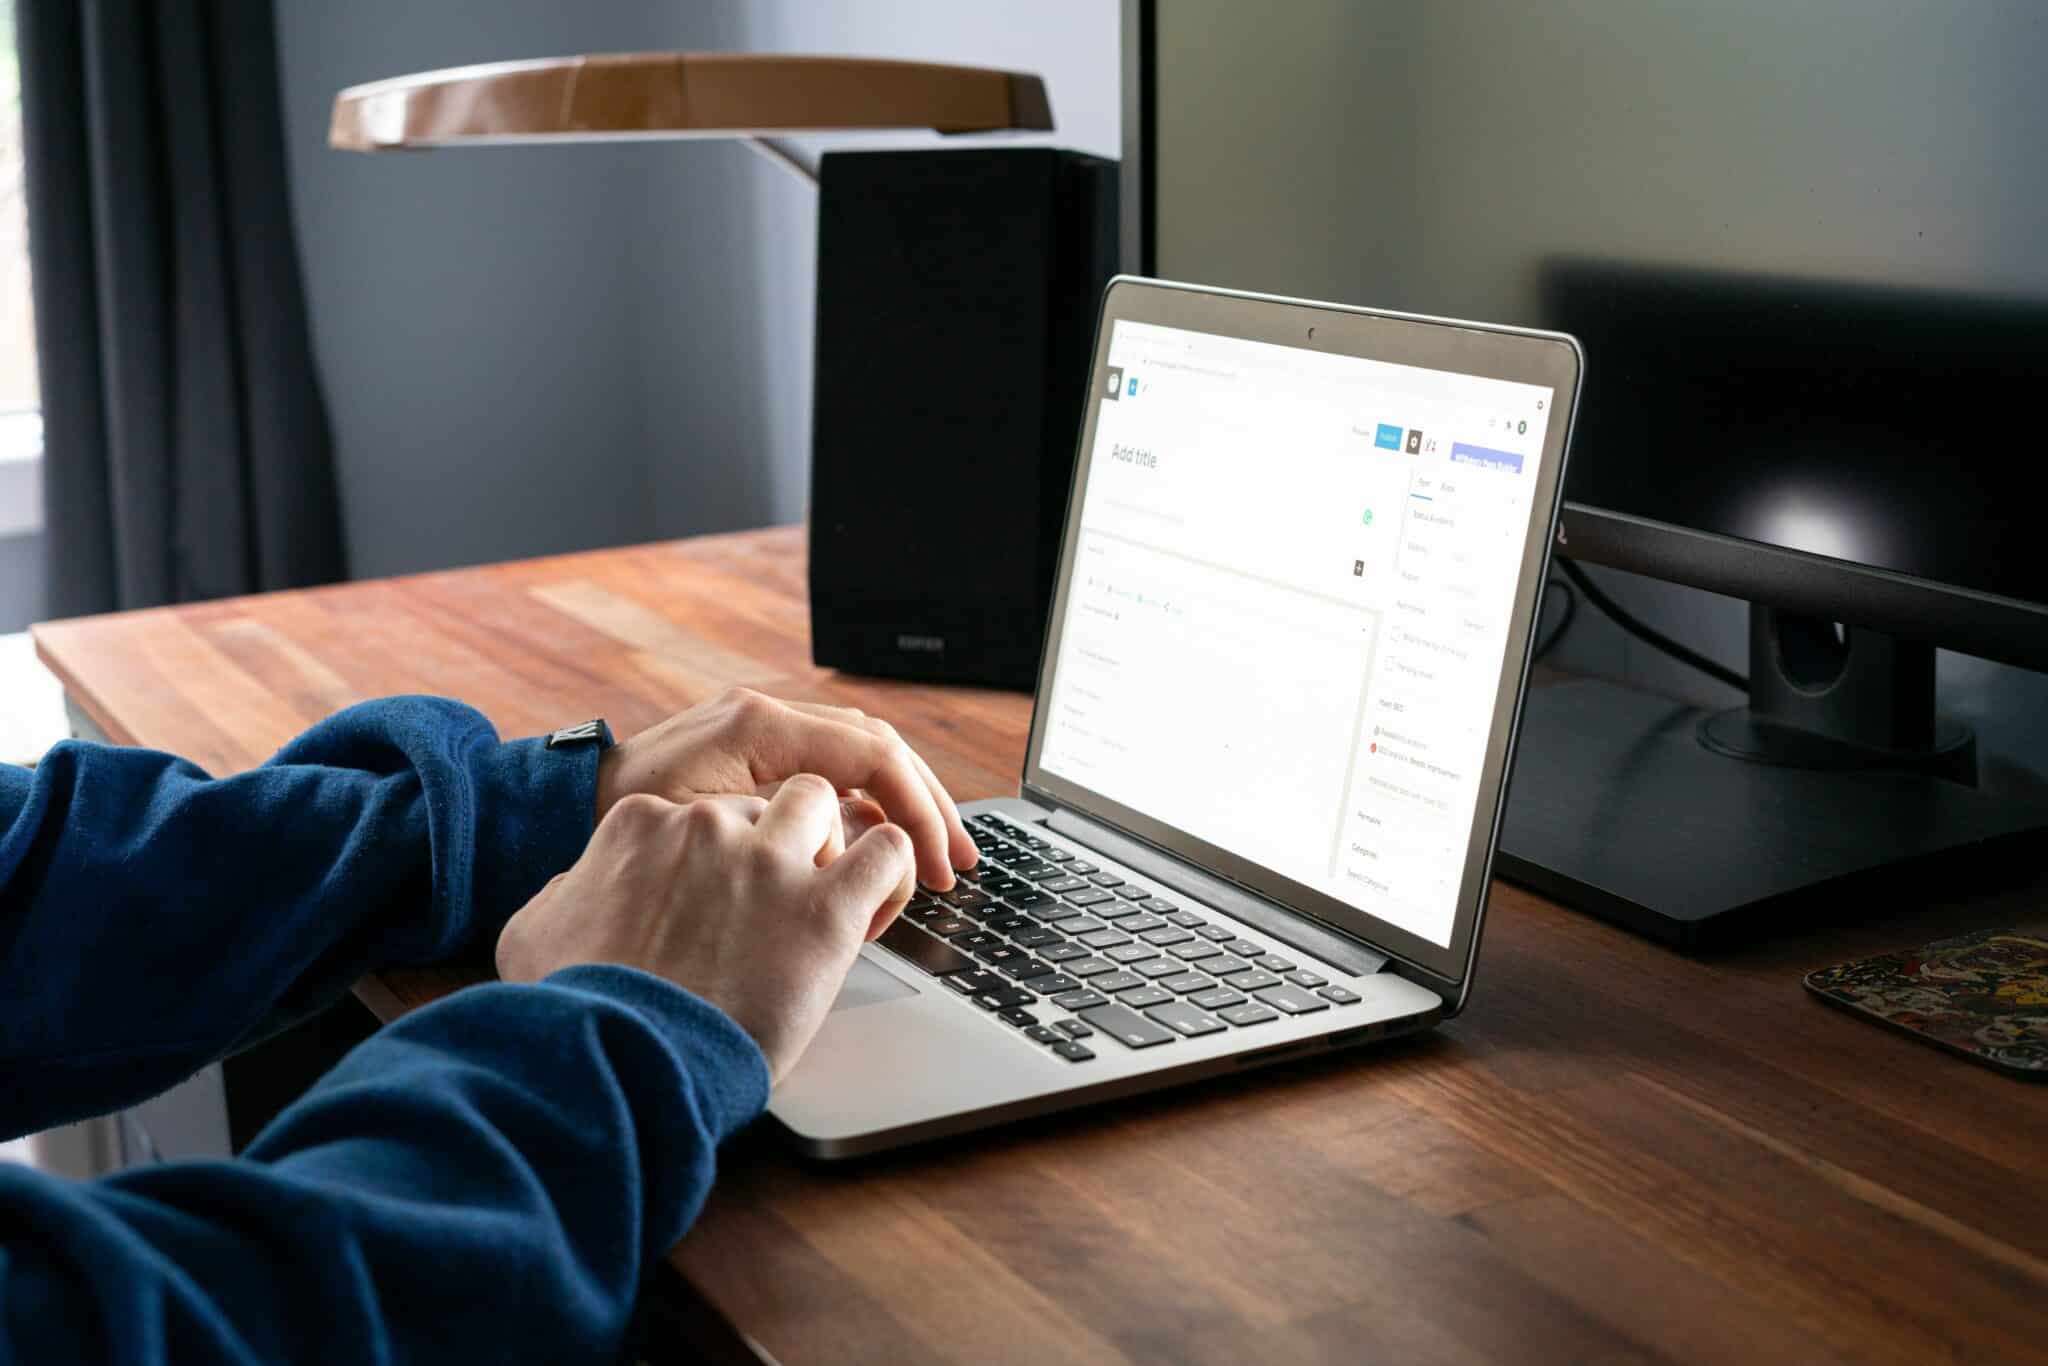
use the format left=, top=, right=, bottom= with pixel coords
left=0, top=965, right=773, bottom=1365
left=0, top=696, right=600, bottom=1140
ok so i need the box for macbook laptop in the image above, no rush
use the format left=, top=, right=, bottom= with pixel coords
left=774, top=277, right=1582, bottom=1157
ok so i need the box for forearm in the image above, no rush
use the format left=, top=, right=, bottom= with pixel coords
left=0, top=697, right=598, bottom=1137
left=0, top=967, right=769, bottom=1365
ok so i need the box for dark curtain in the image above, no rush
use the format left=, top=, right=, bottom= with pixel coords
left=16, top=0, right=345, bottom=618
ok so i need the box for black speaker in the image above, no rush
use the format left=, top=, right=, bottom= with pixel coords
left=809, top=147, right=1118, bottom=688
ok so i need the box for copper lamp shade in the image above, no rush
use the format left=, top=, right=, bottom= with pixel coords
left=330, top=53, right=1053, bottom=151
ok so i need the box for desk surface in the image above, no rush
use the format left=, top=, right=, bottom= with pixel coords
left=36, top=526, right=2048, bottom=1366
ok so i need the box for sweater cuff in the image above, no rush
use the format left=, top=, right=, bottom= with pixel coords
left=469, top=735, right=603, bottom=926
left=543, top=964, right=772, bottom=1144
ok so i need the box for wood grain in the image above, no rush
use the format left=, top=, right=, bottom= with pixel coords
left=34, top=525, right=2048, bottom=1366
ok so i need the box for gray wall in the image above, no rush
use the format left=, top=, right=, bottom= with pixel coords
left=277, top=0, right=1118, bottom=579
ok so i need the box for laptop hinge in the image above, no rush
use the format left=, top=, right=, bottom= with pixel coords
left=1044, top=808, right=1392, bottom=977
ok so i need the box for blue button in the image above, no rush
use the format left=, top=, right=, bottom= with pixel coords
left=1128, top=376, right=1139, bottom=396
left=1450, top=442, right=1524, bottom=474
left=1375, top=423, right=1404, bottom=450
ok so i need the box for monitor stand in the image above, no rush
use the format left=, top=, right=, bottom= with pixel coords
left=1495, top=606, right=2048, bottom=948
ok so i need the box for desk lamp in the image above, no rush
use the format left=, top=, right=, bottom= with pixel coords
left=329, top=52, right=1053, bottom=183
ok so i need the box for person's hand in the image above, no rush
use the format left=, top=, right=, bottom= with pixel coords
left=593, top=689, right=976, bottom=889
left=497, top=776, right=916, bottom=1081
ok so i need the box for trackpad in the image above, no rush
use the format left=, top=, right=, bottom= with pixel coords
left=830, top=955, right=920, bottom=1013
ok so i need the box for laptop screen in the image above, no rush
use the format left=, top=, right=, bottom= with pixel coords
left=1035, top=318, right=1556, bottom=951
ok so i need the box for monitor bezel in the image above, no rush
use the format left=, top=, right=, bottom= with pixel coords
left=1021, top=276, right=1583, bottom=992
left=1122, top=0, right=2048, bottom=675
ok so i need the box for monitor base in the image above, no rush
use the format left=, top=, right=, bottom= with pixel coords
left=1496, top=679, right=2048, bottom=949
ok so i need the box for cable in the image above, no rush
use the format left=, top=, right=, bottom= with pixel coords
left=1533, top=575, right=1577, bottom=661
left=1555, top=556, right=1749, bottom=693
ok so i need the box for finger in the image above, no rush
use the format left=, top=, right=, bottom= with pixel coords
left=741, top=707, right=955, bottom=889
left=839, top=795, right=887, bottom=848
left=755, top=773, right=842, bottom=864
left=817, top=823, right=917, bottom=942
left=785, top=703, right=977, bottom=874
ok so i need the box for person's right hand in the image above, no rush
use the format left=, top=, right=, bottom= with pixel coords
left=495, top=775, right=916, bottom=1081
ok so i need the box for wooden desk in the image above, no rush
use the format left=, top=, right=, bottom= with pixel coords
left=35, top=526, right=2048, bottom=1365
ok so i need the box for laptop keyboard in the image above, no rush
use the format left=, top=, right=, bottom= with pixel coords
left=876, top=812, right=1365, bottom=1063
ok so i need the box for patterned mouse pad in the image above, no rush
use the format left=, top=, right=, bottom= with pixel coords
left=1804, top=929, right=2048, bottom=1079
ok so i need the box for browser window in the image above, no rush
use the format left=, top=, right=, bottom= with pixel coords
left=1038, top=320, right=1554, bottom=947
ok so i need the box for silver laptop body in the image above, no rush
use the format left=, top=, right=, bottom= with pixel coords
left=775, top=278, right=1582, bottom=1157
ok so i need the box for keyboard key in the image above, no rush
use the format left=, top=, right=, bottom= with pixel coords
left=1066, top=958, right=1116, bottom=978
left=1092, top=971, right=1146, bottom=993
left=1115, top=885, right=1151, bottom=900
left=1078, top=929, right=1132, bottom=950
left=1196, top=924, right=1236, bottom=942
left=1025, top=837, right=1050, bottom=850
left=925, top=916, right=972, bottom=937
left=1121, top=985, right=1174, bottom=1008
left=1140, top=898, right=1179, bottom=915
left=1138, top=927, right=1191, bottom=947
left=1018, top=865, right=1063, bottom=882
left=1033, top=974, right=1082, bottom=995
left=1002, top=958, right=1055, bottom=981
left=1056, top=1019, right=1095, bottom=1038
left=1204, top=955, right=1251, bottom=976
left=1107, top=943, right=1160, bottom=965
left=1318, top=985, right=1363, bottom=1005
left=1042, top=876, right=1089, bottom=894
left=982, top=946, right=1031, bottom=970
left=1051, top=989, right=1109, bottom=1011
left=906, top=903, right=952, bottom=923
left=1225, top=940, right=1265, bottom=959
left=1045, top=849, right=1074, bottom=863
left=957, top=931, right=1003, bottom=952
left=1133, top=958, right=1185, bottom=979
left=1011, top=926, right=1063, bottom=949
left=1059, top=917, right=1108, bottom=936
left=1039, top=942, right=1091, bottom=963
left=1144, top=1001, right=1226, bottom=1037
left=975, top=987, right=1036, bottom=1010
left=1253, top=984, right=1329, bottom=1015
left=1231, top=970, right=1282, bottom=992
left=1025, top=1025, right=1063, bottom=1043
left=1088, top=873, right=1124, bottom=887
left=1075, top=1003, right=1177, bottom=1048
left=1257, top=955, right=1298, bottom=974
left=1160, top=972, right=1214, bottom=994
left=1031, top=902, right=1084, bottom=923
left=1065, top=889, right=1114, bottom=907
left=1287, top=971, right=1329, bottom=989
left=1006, top=890, right=1055, bottom=910
left=1067, top=861, right=1098, bottom=875
left=939, top=887, right=993, bottom=910
left=1218, top=1003, right=1279, bottom=1026
left=998, top=1008, right=1039, bottom=1027
left=1168, top=912, right=1207, bottom=930
left=1168, top=941, right=1222, bottom=962
left=967, top=901, right=1014, bottom=922
left=1093, top=900, right=1140, bottom=920
left=951, top=970, right=1008, bottom=996
left=1119, top=913, right=1166, bottom=934
left=1053, top=1040, right=1097, bottom=1062
left=1191, top=987, right=1246, bottom=1010
left=987, top=912, right=1032, bottom=933
left=878, top=920, right=977, bottom=975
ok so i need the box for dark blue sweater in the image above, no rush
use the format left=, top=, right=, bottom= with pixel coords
left=0, top=697, right=771, bottom=1363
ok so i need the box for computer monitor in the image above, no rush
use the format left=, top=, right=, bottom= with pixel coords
left=1124, top=0, right=2048, bottom=944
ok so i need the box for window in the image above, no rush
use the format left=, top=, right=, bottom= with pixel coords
left=0, top=0, right=41, bottom=540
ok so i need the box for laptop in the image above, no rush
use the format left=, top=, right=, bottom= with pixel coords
left=774, top=277, right=1582, bottom=1157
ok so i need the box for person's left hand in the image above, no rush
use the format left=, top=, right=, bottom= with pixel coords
left=593, top=688, right=977, bottom=889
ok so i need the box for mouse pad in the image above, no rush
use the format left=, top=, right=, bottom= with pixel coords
left=1804, top=929, right=2048, bottom=1079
